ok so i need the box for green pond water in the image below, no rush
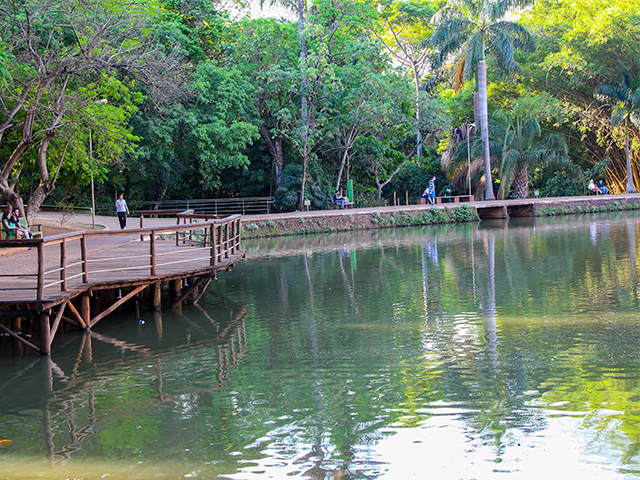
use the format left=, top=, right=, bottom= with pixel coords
left=2, top=213, right=640, bottom=479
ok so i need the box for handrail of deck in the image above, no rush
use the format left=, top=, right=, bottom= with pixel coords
left=0, top=214, right=242, bottom=301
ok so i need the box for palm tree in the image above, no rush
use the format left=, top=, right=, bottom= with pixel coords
left=430, top=0, right=535, bottom=200
left=494, top=113, right=574, bottom=199
left=595, top=68, right=640, bottom=194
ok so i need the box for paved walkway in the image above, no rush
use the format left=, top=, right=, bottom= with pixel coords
left=34, top=211, right=181, bottom=231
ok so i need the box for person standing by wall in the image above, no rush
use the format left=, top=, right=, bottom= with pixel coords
left=115, top=194, right=130, bottom=229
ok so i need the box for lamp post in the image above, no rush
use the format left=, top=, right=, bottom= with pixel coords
left=89, top=99, right=108, bottom=229
left=89, top=130, right=95, bottom=229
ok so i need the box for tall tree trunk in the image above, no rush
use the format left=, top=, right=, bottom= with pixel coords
left=478, top=61, right=495, bottom=200
left=473, top=92, right=480, bottom=128
left=512, top=166, right=529, bottom=199
left=412, top=64, right=423, bottom=157
left=336, top=148, right=349, bottom=192
left=259, top=125, right=284, bottom=190
left=297, top=0, right=309, bottom=211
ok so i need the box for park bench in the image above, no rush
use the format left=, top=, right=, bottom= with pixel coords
left=332, top=199, right=354, bottom=209
left=436, top=195, right=473, bottom=204
left=1, top=218, right=42, bottom=239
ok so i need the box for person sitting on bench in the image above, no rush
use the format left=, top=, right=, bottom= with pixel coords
left=2, top=208, right=32, bottom=239
left=597, top=180, right=609, bottom=195
left=588, top=179, right=602, bottom=195
left=333, top=190, right=347, bottom=209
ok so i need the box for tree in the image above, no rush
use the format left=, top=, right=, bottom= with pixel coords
left=494, top=112, right=573, bottom=199
left=373, top=0, right=438, bottom=156
left=519, top=0, right=640, bottom=193
left=595, top=68, right=640, bottom=194
left=329, top=40, right=397, bottom=191
left=0, top=35, right=11, bottom=86
left=430, top=0, right=535, bottom=200
left=0, top=0, right=183, bottom=221
left=350, top=74, right=425, bottom=201
left=227, top=18, right=299, bottom=193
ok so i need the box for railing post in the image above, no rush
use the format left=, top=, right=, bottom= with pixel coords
left=150, top=230, right=157, bottom=276
left=216, top=224, right=221, bottom=263
left=225, top=222, right=230, bottom=259
left=81, top=235, right=89, bottom=283
left=210, top=224, right=216, bottom=266
left=37, top=242, right=45, bottom=300
left=60, top=239, right=67, bottom=291
left=232, top=218, right=238, bottom=254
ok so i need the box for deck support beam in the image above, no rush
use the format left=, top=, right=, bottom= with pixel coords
left=67, top=301, right=88, bottom=330
left=171, top=279, right=182, bottom=312
left=170, top=276, right=209, bottom=309
left=171, top=279, right=182, bottom=298
left=0, top=322, right=42, bottom=354
left=151, top=282, right=162, bottom=311
left=193, top=278, right=213, bottom=305
left=90, top=285, right=147, bottom=328
left=39, top=311, right=51, bottom=355
left=80, top=295, right=91, bottom=331
left=49, top=301, right=68, bottom=342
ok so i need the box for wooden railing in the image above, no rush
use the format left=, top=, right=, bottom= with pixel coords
left=95, top=196, right=275, bottom=216
left=0, top=215, right=242, bottom=301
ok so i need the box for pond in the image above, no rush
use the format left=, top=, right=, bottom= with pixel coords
left=2, top=212, right=640, bottom=479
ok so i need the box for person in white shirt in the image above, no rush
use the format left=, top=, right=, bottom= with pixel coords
left=588, top=180, right=601, bottom=195
left=115, top=194, right=130, bottom=229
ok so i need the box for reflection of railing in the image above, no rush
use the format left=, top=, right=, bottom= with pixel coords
left=96, top=197, right=275, bottom=216
left=0, top=215, right=242, bottom=302
left=32, top=305, right=250, bottom=463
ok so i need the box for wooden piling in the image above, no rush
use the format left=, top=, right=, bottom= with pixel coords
left=152, top=282, right=162, bottom=311
left=40, top=311, right=51, bottom=355
left=80, top=295, right=91, bottom=330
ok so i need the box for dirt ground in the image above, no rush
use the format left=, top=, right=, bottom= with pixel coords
left=0, top=220, right=104, bottom=257
left=35, top=220, right=100, bottom=236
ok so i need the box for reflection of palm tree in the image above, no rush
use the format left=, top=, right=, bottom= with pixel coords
left=631, top=220, right=636, bottom=275
left=483, top=230, right=498, bottom=366
left=431, top=0, right=535, bottom=200
left=595, top=68, right=640, bottom=193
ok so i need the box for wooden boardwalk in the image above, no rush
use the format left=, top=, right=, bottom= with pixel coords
left=0, top=215, right=244, bottom=355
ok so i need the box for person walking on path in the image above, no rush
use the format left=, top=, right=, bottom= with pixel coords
left=115, top=194, right=130, bottom=229
left=427, top=177, right=436, bottom=205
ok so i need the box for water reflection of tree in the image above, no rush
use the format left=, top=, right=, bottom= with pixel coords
left=5, top=215, right=640, bottom=473
left=228, top=216, right=640, bottom=470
